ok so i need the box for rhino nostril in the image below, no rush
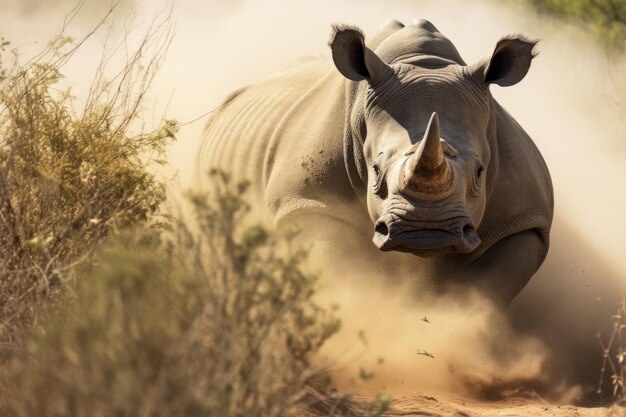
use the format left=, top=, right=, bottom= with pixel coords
left=372, top=220, right=394, bottom=251
left=375, top=221, right=389, bottom=237
left=461, top=223, right=481, bottom=250
left=462, top=224, right=475, bottom=235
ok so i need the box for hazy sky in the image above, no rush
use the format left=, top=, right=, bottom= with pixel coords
left=3, top=0, right=136, bottom=17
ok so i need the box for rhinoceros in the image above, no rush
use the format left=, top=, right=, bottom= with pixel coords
left=198, top=19, right=553, bottom=305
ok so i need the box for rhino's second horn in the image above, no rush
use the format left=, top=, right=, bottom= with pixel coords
left=400, top=112, right=454, bottom=200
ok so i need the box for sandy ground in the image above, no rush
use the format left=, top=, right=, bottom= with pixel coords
left=385, top=394, right=624, bottom=417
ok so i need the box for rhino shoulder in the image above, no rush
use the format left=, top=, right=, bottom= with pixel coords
left=477, top=102, right=554, bottom=253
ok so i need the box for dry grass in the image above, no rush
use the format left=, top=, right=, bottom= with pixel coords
left=0, top=170, right=345, bottom=417
left=596, top=295, right=626, bottom=405
left=0, top=5, right=177, bottom=352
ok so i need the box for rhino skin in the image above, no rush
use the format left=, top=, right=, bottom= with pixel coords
left=198, top=19, right=554, bottom=305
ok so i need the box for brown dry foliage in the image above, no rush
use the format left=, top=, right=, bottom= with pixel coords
left=0, top=6, right=177, bottom=353
left=0, top=170, right=342, bottom=417
left=596, top=296, right=626, bottom=405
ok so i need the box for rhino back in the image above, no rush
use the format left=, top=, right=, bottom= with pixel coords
left=199, top=56, right=326, bottom=186
left=199, top=56, right=361, bottom=227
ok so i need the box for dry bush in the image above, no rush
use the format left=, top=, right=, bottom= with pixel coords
left=527, top=0, right=626, bottom=50
left=0, top=6, right=177, bottom=351
left=0, top=170, right=342, bottom=417
left=596, top=296, right=626, bottom=405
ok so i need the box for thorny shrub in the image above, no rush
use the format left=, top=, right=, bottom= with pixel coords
left=0, top=11, right=177, bottom=351
left=597, top=296, right=626, bottom=405
left=0, top=170, right=342, bottom=417
left=527, top=0, right=626, bottom=50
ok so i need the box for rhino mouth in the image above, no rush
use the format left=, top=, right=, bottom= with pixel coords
left=372, top=217, right=481, bottom=256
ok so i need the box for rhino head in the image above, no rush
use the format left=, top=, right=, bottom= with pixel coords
left=329, top=21, right=536, bottom=256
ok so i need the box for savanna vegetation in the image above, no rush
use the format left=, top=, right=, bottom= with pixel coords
left=0, top=12, right=176, bottom=354
left=0, top=168, right=348, bottom=416
left=527, top=0, right=626, bottom=50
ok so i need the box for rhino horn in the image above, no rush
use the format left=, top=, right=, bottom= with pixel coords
left=400, top=112, right=454, bottom=199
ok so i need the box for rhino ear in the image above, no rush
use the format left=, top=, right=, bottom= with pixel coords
left=482, top=35, right=538, bottom=87
left=329, top=24, right=392, bottom=85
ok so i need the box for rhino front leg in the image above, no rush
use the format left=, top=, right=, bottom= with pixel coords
left=465, top=229, right=548, bottom=306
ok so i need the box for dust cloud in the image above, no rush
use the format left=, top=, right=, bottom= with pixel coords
left=2, top=0, right=625, bottom=404
left=313, top=275, right=561, bottom=400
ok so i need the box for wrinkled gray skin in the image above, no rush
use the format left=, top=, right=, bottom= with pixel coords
left=199, top=19, right=553, bottom=305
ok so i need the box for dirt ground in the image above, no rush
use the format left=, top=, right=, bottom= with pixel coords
left=386, top=394, right=625, bottom=417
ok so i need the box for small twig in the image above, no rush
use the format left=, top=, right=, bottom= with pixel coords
left=416, top=349, right=434, bottom=359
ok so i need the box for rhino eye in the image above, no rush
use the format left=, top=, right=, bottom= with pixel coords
left=372, top=163, right=384, bottom=195
left=469, top=163, right=484, bottom=197
left=372, top=163, right=381, bottom=182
